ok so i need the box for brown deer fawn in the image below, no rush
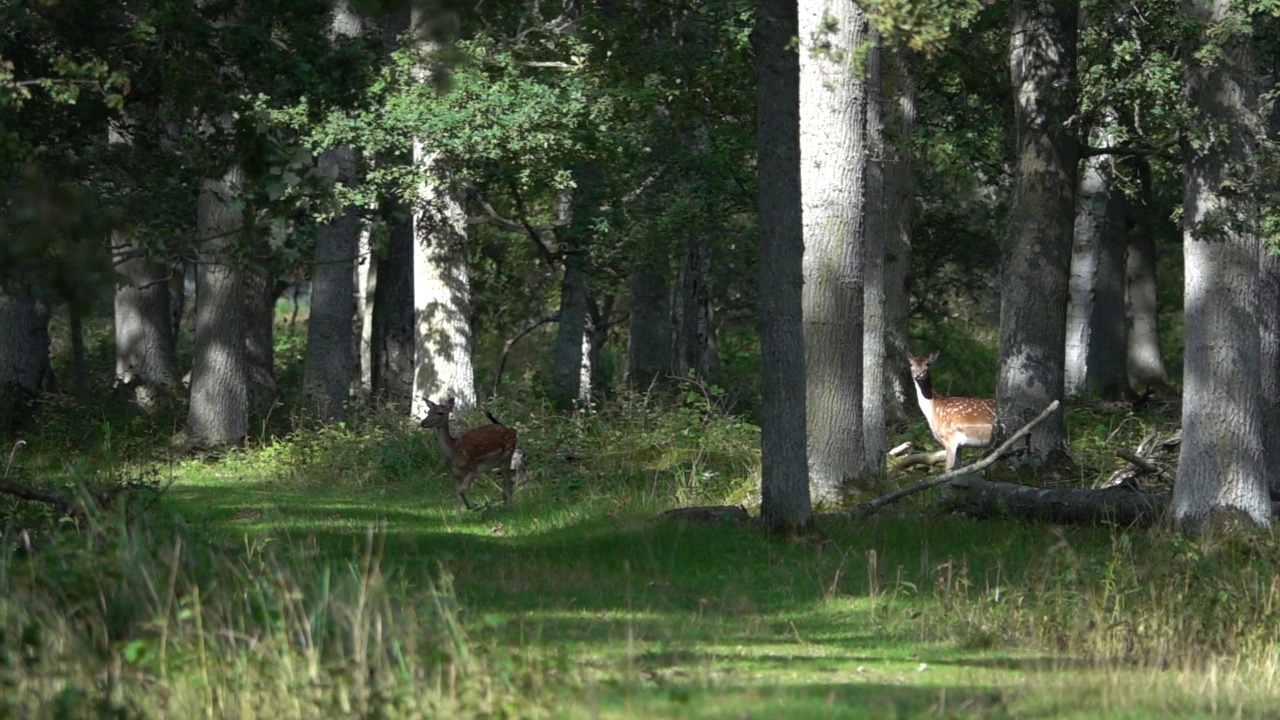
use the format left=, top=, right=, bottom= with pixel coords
left=420, top=397, right=519, bottom=520
left=908, top=351, right=997, bottom=471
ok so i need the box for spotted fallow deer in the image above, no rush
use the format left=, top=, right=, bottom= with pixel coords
left=420, top=397, right=519, bottom=520
left=908, top=351, right=997, bottom=471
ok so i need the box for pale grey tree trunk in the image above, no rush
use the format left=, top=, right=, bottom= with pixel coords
left=109, top=118, right=178, bottom=410
left=996, top=0, right=1078, bottom=464
left=303, top=145, right=359, bottom=420
left=882, top=51, right=916, bottom=428
left=1065, top=151, right=1129, bottom=400
left=1174, top=0, right=1270, bottom=532
left=756, top=0, right=812, bottom=534
left=187, top=167, right=249, bottom=446
left=800, top=0, right=877, bottom=501
left=1125, top=160, right=1169, bottom=394
left=409, top=161, right=476, bottom=416
left=0, top=282, right=50, bottom=431
left=625, top=268, right=672, bottom=388
left=861, top=33, right=887, bottom=468
left=354, top=216, right=376, bottom=401
left=408, top=11, right=476, bottom=417
left=1065, top=154, right=1107, bottom=397
left=112, top=234, right=178, bottom=410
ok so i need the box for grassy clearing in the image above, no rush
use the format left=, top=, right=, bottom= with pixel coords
left=4, top=321, right=1279, bottom=718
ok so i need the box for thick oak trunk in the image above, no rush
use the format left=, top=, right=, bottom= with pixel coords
left=996, top=0, right=1078, bottom=464
left=186, top=168, right=249, bottom=447
left=0, top=283, right=50, bottom=432
left=1175, top=0, right=1270, bottom=532
left=799, top=0, right=877, bottom=501
left=755, top=0, right=813, bottom=533
left=112, top=233, right=178, bottom=410
left=625, top=269, right=672, bottom=388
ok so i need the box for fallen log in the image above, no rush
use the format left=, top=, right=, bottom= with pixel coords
left=942, top=477, right=1170, bottom=526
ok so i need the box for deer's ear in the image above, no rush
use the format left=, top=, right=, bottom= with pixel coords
left=446, top=397, right=456, bottom=410
left=927, top=350, right=940, bottom=364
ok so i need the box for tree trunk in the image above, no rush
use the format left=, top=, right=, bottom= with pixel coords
left=1175, top=0, right=1270, bottom=533
left=112, top=232, right=178, bottom=410
left=882, top=51, right=917, bottom=428
left=0, top=283, right=50, bottom=432
left=408, top=9, right=476, bottom=418
left=625, top=268, right=672, bottom=388
left=996, top=0, right=1078, bottom=465
left=303, top=1, right=364, bottom=421
left=1086, top=168, right=1129, bottom=399
left=1065, top=154, right=1106, bottom=397
left=672, top=234, right=720, bottom=384
left=862, top=32, right=887, bottom=470
left=243, top=243, right=278, bottom=419
left=552, top=249, right=591, bottom=410
left=186, top=167, right=249, bottom=447
left=800, top=0, right=876, bottom=501
left=372, top=208, right=415, bottom=402
left=410, top=161, right=476, bottom=417
left=1261, top=243, right=1280, bottom=499
left=1125, top=159, right=1168, bottom=394
left=304, top=145, right=359, bottom=421
left=942, top=477, right=1168, bottom=526
left=755, top=0, right=813, bottom=534
left=354, top=215, right=377, bottom=402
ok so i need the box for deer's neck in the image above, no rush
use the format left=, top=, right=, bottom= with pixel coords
left=913, top=373, right=936, bottom=406
left=433, top=422, right=459, bottom=461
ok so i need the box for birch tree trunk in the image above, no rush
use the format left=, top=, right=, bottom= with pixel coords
left=756, top=0, right=813, bottom=533
left=996, top=0, right=1078, bottom=465
left=800, top=0, right=877, bottom=501
left=1174, top=0, right=1270, bottom=532
left=552, top=249, right=591, bottom=409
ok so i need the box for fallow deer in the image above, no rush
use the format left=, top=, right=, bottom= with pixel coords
left=420, top=397, right=519, bottom=520
left=908, top=351, right=997, bottom=471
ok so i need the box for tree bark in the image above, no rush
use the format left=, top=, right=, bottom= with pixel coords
left=862, top=32, right=888, bottom=469
left=672, top=234, right=720, bottom=384
left=625, top=268, right=672, bottom=388
left=552, top=249, right=591, bottom=409
left=186, top=167, right=249, bottom=447
left=1066, top=152, right=1127, bottom=399
left=942, top=477, right=1168, bottom=526
left=0, top=282, right=50, bottom=432
left=303, top=145, right=360, bottom=421
left=1175, top=0, right=1270, bottom=532
left=1124, top=159, right=1169, bottom=394
left=882, top=51, right=917, bottom=428
left=800, top=0, right=877, bottom=501
left=372, top=207, right=415, bottom=402
left=303, top=1, right=364, bottom=421
left=354, top=214, right=377, bottom=402
left=1261, top=243, right=1280, bottom=499
left=243, top=242, right=278, bottom=418
left=755, top=0, right=813, bottom=534
left=112, top=233, right=178, bottom=410
left=996, top=0, right=1078, bottom=464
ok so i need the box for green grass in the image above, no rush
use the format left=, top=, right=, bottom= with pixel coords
left=7, top=314, right=1280, bottom=718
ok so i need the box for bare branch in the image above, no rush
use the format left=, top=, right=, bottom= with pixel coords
left=855, top=400, right=1062, bottom=516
